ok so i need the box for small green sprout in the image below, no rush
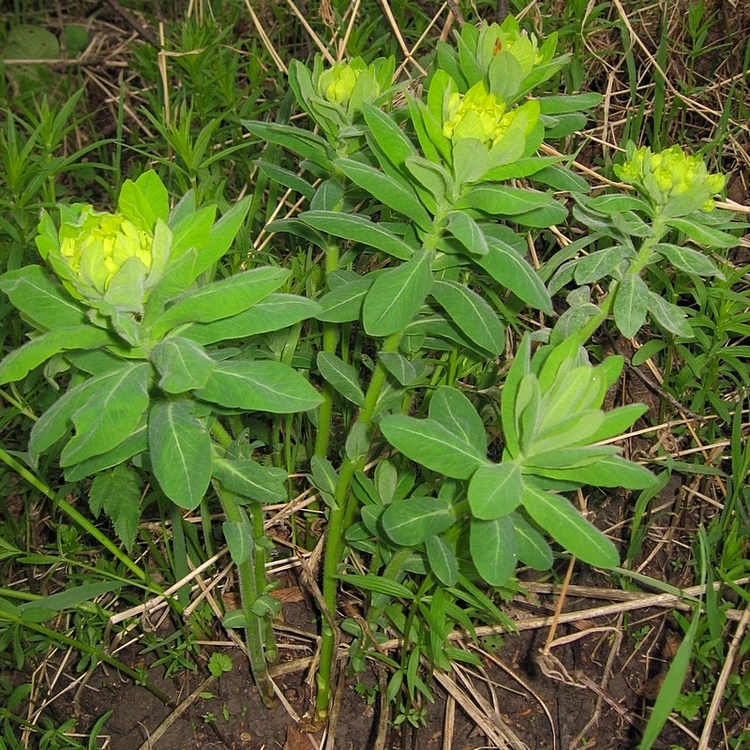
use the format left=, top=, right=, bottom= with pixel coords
left=208, top=652, right=233, bottom=677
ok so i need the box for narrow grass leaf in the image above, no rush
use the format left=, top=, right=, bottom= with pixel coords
left=196, top=361, right=323, bottom=413
left=338, top=574, right=414, bottom=600
left=149, top=399, right=212, bottom=510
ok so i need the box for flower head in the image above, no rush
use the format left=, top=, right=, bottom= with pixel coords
left=443, top=82, right=512, bottom=147
left=318, top=61, right=362, bottom=106
left=615, top=144, right=725, bottom=215
left=58, top=207, right=153, bottom=295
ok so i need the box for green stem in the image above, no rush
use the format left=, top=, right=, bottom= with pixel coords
left=316, top=329, right=404, bottom=717
left=0, top=447, right=151, bottom=585
left=217, top=486, right=277, bottom=708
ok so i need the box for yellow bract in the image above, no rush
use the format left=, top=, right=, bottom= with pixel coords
left=59, top=208, right=153, bottom=293
left=442, top=82, right=512, bottom=148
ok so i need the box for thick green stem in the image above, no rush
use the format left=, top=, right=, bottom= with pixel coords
left=316, top=330, right=404, bottom=717
left=217, top=486, right=277, bottom=708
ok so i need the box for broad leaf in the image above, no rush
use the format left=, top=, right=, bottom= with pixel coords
left=64, top=422, right=148, bottom=482
left=666, top=217, right=737, bottom=249
left=150, top=266, right=288, bottom=337
left=646, top=292, right=693, bottom=338
left=336, top=158, right=432, bottom=230
left=0, top=326, right=113, bottom=385
left=380, top=415, right=487, bottom=480
left=425, top=535, right=459, bottom=586
left=151, top=337, right=216, bottom=393
left=317, top=352, right=365, bottom=407
left=653, top=243, right=724, bottom=278
left=532, top=455, right=655, bottom=489
left=501, top=334, right=532, bottom=456
left=511, top=513, right=553, bottom=570
left=362, top=103, right=417, bottom=171
left=223, top=517, right=253, bottom=566
left=477, top=236, right=553, bottom=314
left=194, top=196, right=252, bottom=277
left=521, top=482, right=619, bottom=568
left=0, top=265, right=87, bottom=330
left=470, top=516, right=517, bottom=586
left=428, top=386, right=486, bottom=454
left=316, top=276, right=374, bottom=323
left=243, top=120, right=333, bottom=170
left=149, top=399, right=212, bottom=510
left=60, top=363, right=152, bottom=467
left=363, top=249, right=433, bottom=336
left=183, top=294, right=321, bottom=344
left=457, top=185, right=555, bottom=216
left=382, top=496, right=454, bottom=546
left=431, top=279, right=505, bottom=355
left=212, top=458, right=287, bottom=504
left=379, top=352, right=417, bottom=386
left=613, top=273, right=649, bottom=338
left=468, top=463, right=523, bottom=520
left=89, top=466, right=142, bottom=549
left=300, top=211, right=414, bottom=260
left=196, top=360, right=322, bottom=413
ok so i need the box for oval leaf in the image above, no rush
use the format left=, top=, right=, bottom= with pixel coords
left=382, top=496, right=454, bottom=546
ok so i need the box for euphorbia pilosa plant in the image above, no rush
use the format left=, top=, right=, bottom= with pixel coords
left=0, top=171, right=323, bottom=706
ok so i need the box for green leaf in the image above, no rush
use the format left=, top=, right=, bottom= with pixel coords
left=223, top=518, right=253, bottom=566
left=425, top=535, right=459, bottom=586
left=151, top=337, right=216, bottom=393
left=149, top=400, right=212, bottom=510
left=193, top=196, right=252, bottom=277
left=501, top=334, right=532, bottom=456
left=533, top=455, right=655, bottom=489
left=243, top=120, right=333, bottom=170
left=457, top=185, right=555, bottom=216
left=653, top=242, right=724, bottom=278
left=574, top=246, right=633, bottom=284
left=363, top=248, right=433, bottom=336
left=379, top=415, right=487, bottom=480
left=336, top=158, right=432, bottom=230
left=317, top=352, right=365, bottom=407
left=18, top=581, right=122, bottom=620
left=183, top=294, right=321, bottom=344
left=150, top=266, right=288, bottom=337
left=614, top=273, right=650, bottom=338
left=362, top=103, right=417, bottom=170
left=523, top=445, right=618, bottom=470
left=256, top=161, right=315, bottom=200
left=587, top=403, right=648, bottom=443
left=477, top=236, right=553, bottom=314
left=88, top=466, right=142, bottom=549
left=585, top=194, right=650, bottom=214
left=300, top=211, right=415, bottom=260
left=379, top=352, right=417, bottom=386
left=404, top=156, right=451, bottom=205
left=316, top=276, right=374, bottom=323
left=666, top=216, right=738, bottom=249
left=196, top=360, right=322, bottom=413
left=64, top=423, right=147, bottom=482
left=428, top=386, right=486, bottom=454
left=470, top=516, right=517, bottom=586
left=338, top=574, right=414, bottom=600
left=511, top=513, right=553, bottom=570
left=446, top=211, right=488, bottom=257
left=521, top=483, right=618, bottom=568
left=646, top=292, right=693, bottom=338
left=382, top=496, right=454, bottom=546
left=212, top=458, right=287, bottom=504
left=468, top=463, right=523, bottom=520
left=538, top=92, right=603, bottom=114
left=60, top=363, right=152, bottom=467
left=0, top=265, right=87, bottom=330
left=431, top=279, right=505, bottom=355
left=511, top=203, right=569, bottom=228
left=0, top=326, right=113, bottom=385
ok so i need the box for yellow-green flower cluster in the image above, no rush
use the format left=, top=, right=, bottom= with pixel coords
left=59, top=207, right=153, bottom=294
left=318, top=62, right=361, bottom=105
left=616, top=144, right=725, bottom=213
left=481, top=22, right=543, bottom=78
left=443, top=82, right=515, bottom=148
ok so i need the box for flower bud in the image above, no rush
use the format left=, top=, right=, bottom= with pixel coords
left=443, top=82, right=510, bottom=147
left=318, top=62, right=362, bottom=105
left=58, top=207, right=153, bottom=295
